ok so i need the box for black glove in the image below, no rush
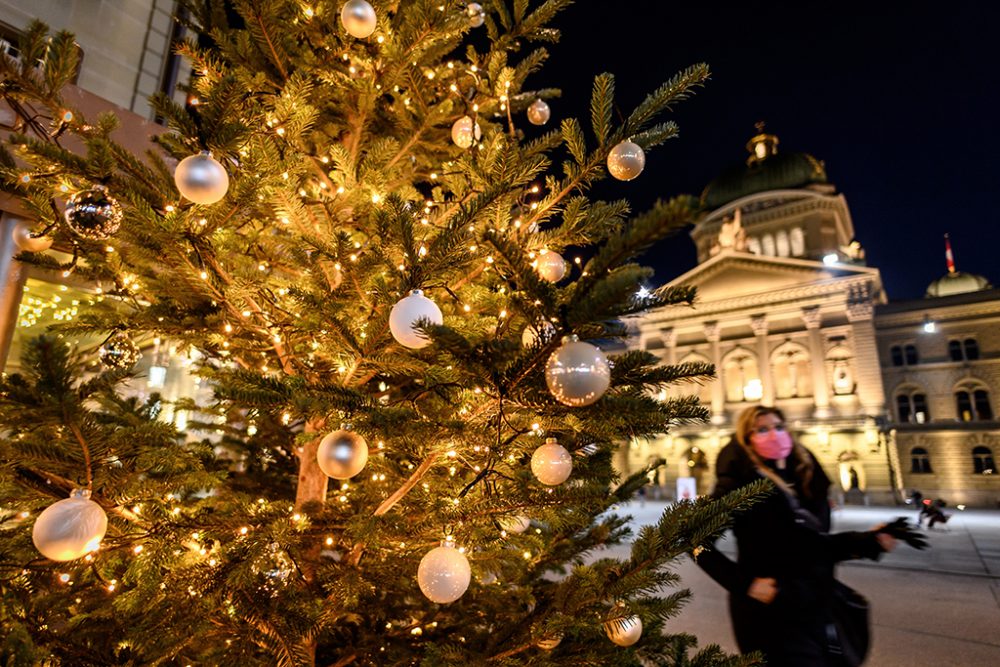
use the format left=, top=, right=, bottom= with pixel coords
left=877, top=517, right=929, bottom=550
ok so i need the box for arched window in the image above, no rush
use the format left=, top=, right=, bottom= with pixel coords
left=789, top=227, right=805, bottom=256
left=948, top=340, right=963, bottom=361
left=772, top=342, right=812, bottom=399
left=910, top=447, right=932, bottom=474
left=723, top=348, right=760, bottom=403
left=896, top=387, right=930, bottom=423
left=775, top=230, right=790, bottom=257
left=904, top=344, right=918, bottom=365
left=761, top=234, right=775, bottom=256
left=955, top=384, right=993, bottom=421
left=747, top=237, right=762, bottom=255
left=972, top=446, right=995, bottom=474
left=949, top=338, right=980, bottom=362
left=964, top=338, right=980, bottom=360
left=677, top=352, right=713, bottom=406
left=890, top=345, right=904, bottom=366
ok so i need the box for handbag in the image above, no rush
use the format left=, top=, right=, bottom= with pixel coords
left=826, top=579, right=871, bottom=667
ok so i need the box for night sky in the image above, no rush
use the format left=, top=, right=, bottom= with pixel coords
left=533, top=1, right=1000, bottom=300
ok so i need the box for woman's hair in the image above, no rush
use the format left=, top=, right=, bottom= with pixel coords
left=734, top=405, right=815, bottom=498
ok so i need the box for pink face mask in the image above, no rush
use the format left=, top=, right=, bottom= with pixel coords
left=751, top=429, right=793, bottom=461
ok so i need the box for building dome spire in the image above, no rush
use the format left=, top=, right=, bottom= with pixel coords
left=944, top=233, right=956, bottom=274
left=926, top=234, right=992, bottom=297
left=746, top=121, right=779, bottom=165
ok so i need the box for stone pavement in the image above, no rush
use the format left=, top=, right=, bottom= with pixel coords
left=606, top=502, right=1000, bottom=666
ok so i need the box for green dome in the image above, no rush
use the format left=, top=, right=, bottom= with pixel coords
left=925, top=271, right=992, bottom=298
left=701, top=150, right=828, bottom=211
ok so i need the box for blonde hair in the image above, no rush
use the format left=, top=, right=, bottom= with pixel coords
left=734, top=405, right=815, bottom=498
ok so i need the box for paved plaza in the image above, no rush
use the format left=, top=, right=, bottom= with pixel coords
left=608, top=502, right=1000, bottom=666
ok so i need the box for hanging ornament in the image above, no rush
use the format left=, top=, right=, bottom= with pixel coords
left=536, top=634, right=563, bottom=650
left=531, top=437, right=573, bottom=486
left=174, top=152, right=230, bottom=205
left=545, top=335, right=611, bottom=407
left=451, top=116, right=482, bottom=149
left=63, top=185, right=123, bottom=240
left=389, top=289, right=443, bottom=349
left=11, top=220, right=53, bottom=253
left=522, top=320, right=557, bottom=348
left=467, top=3, right=486, bottom=28
left=607, top=140, right=646, bottom=181
left=534, top=249, right=566, bottom=282
left=99, top=332, right=141, bottom=370
left=527, top=98, right=551, bottom=126
left=500, top=515, right=531, bottom=534
left=605, top=615, right=643, bottom=647
left=341, top=0, right=377, bottom=39
left=317, top=427, right=369, bottom=480
left=32, top=489, right=108, bottom=561
left=417, top=542, right=471, bottom=604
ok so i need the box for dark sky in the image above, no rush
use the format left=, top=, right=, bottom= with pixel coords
left=535, top=1, right=1000, bottom=299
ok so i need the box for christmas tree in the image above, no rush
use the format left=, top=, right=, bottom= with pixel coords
left=0, top=2, right=762, bottom=665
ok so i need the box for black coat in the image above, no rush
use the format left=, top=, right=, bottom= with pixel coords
left=696, top=439, right=882, bottom=667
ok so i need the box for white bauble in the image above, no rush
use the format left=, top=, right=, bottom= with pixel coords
left=12, top=220, right=52, bottom=253
left=341, top=0, right=377, bottom=38
left=451, top=116, right=481, bottom=149
left=534, top=249, right=566, bottom=282
left=500, top=515, right=531, bottom=534
left=417, top=544, right=471, bottom=604
left=605, top=615, right=643, bottom=647
left=530, top=438, right=572, bottom=486
left=527, top=98, right=550, bottom=126
left=389, top=289, right=443, bottom=349
left=32, top=490, right=107, bottom=561
left=317, top=429, right=369, bottom=479
left=522, top=320, right=557, bottom=347
left=545, top=335, right=611, bottom=407
left=536, top=634, right=563, bottom=650
left=467, top=3, right=485, bottom=28
left=174, top=152, right=229, bottom=205
left=607, top=141, right=646, bottom=181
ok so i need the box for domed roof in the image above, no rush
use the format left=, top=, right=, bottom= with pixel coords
left=700, top=127, right=828, bottom=211
left=925, top=271, right=992, bottom=298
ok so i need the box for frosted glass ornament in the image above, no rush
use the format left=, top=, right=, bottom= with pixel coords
left=174, top=152, right=229, bottom=205
left=534, top=249, right=566, bottom=282
left=64, top=185, right=123, bottom=239
left=500, top=515, right=531, bottom=534
left=451, top=116, right=481, bottom=149
left=530, top=437, right=572, bottom=486
left=522, top=320, right=557, bottom=348
left=536, top=634, right=563, bottom=650
left=98, top=332, right=141, bottom=370
left=527, top=98, right=550, bottom=126
left=545, top=335, right=611, bottom=407
left=467, top=3, right=485, bottom=28
left=607, top=141, right=646, bottom=181
left=12, top=220, right=52, bottom=253
left=317, top=428, right=369, bottom=479
left=417, top=543, right=471, bottom=604
left=605, top=615, right=643, bottom=646
left=341, top=0, right=377, bottom=39
left=32, top=489, right=107, bottom=561
left=389, top=289, right=443, bottom=349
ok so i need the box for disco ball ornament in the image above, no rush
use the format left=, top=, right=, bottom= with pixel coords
left=545, top=335, right=611, bottom=407
left=316, top=428, right=369, bottom=480
left=534, top=249, right=566, bottom=282
left=12, top=220, right=52, bottom=253
left=64, top=185, right=123, bottom=240
left=467, top=2, right=485, bottom=28
left=500, top=515, right=531, bottom=534
left=607, top=140, right=646, bottom=181
left=32, top=489, right=108, bottom=561
left=389, top=289, right=443, bottom=349
left=522, top=320, right=557, bottom=348
left=98, top=332, right=141, bottom=370
left=341, top=0, right=377, bottom=39
left=536, top=635, right=563, bottom=650
left=417, top=543, right=471, bottom=604
left=527, top=98, right=551, bottom=126
left=530, top=437, right=572, bottom=486
left=605, top=615, right=643, bottom=647
left=174, top=152, right=230, bottom=205
left=451, top=115, right=481, bottom=149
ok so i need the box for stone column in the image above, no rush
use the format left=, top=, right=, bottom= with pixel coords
left=846, top=284, right=886, bottom=417
left=704, top=321, right=725, bottom=424
left=662, top=328, right=676, bottom=366
left=0, top=214, right=29, bottom=367
left=802, top=306, right=832, bottom=418
left=750, top=314, right=774, bottom=405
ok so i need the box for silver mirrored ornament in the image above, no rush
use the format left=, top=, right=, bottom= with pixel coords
left=467, top=3, right=485, bottom=28
left=99, top=332, right=141, bottom=370
left=12, top=220, right=53, bottom=253
left=174, top=152, right=230, bottom=205
left=417, top=543, right=471, bottom=603
left=317, top=428, right=369, bottom=479
left=64, top=186, right=123, bottom=240
left=32, top=489, right=108, bottom=561
left=451, top=115, right=481, bottom=149
left=605, top=615, right=643, bottom=646
left=607, top=140, right=646, bottom=181
left=341, top=0, right=377, bottom=38
left=545, top=335, right=611, bottom=406
left=534, top=249, right=566, bottom=282
left=527, top=98, right=550, bottom=126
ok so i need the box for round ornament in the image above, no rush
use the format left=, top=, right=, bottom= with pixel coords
left=12, top=220, right=53, bottom=253
left=536, top=634, right=563, bottom=650
left=317, top=428, right=369, bottom=480
left=545, top=335, right=611, bottom=407
left=32, top=489, right=108, bottom=561
left=500, top=515, right=531, bottom=534
left=64, top=186, right=123, bottom=240
left=522, top=320, right=557, bottom=348
left=527, top=98, right=550, bottom=126
left=531, top=437, right=572, bottom=486
left=605, top=615, right=643, bottom=647
left=534, top=249, right=566, bottom=282
left=451, top=116, right=482, bottom=149
left=467, top=3, right=485, bottom=28
left=607, top=140, right=646, bottom=181
left=341, top=0, right=377, bottom=39
left=99, top=332, right=141, bottom=370
left=417, top=543, right=471, bottom=604
left=174, top=152, right=230, bottom=205
left=389, top=289, right=443, bottom=349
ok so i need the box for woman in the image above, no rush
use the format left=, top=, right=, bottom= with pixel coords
left=695, top=406, right=901, bottom=666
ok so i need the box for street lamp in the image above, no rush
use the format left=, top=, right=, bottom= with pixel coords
left=922, top=315, right=936, bottom=333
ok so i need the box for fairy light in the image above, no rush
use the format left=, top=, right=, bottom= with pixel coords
left=59, top=573, right=70, bottom=583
